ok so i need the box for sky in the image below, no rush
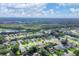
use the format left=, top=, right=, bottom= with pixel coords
left=0, top=3, right=79, bottom=18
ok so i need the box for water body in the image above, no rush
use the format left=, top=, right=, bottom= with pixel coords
left=0, top=17, right=79, bottom=25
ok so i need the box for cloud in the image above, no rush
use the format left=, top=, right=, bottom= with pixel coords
left=69, top=8, right=79, bottom=12
left=0, top=3, right=58, bottom=18
left=55, top=3, right=79, bottom=18
left=57, top=3, right=79, bottom=7
left=0, top=3, right=47, bottom=17
left=68, top=8, right=79, bottom=16
left=0, top=3, right=79, bottom=18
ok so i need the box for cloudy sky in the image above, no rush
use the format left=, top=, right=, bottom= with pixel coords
left=0, top=3, right=79, bottom=18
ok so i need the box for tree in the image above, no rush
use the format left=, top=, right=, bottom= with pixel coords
left=73, top=50, right=79, bottom=56
left=38, top=48, right=50, bottom=56
left=11, top=42, right=22, bottom=56
left=27, top=46, right=38, bottom=55
left=0, top=45, right=11, bottom=55
left=0, top=35, right=5, bottom=44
